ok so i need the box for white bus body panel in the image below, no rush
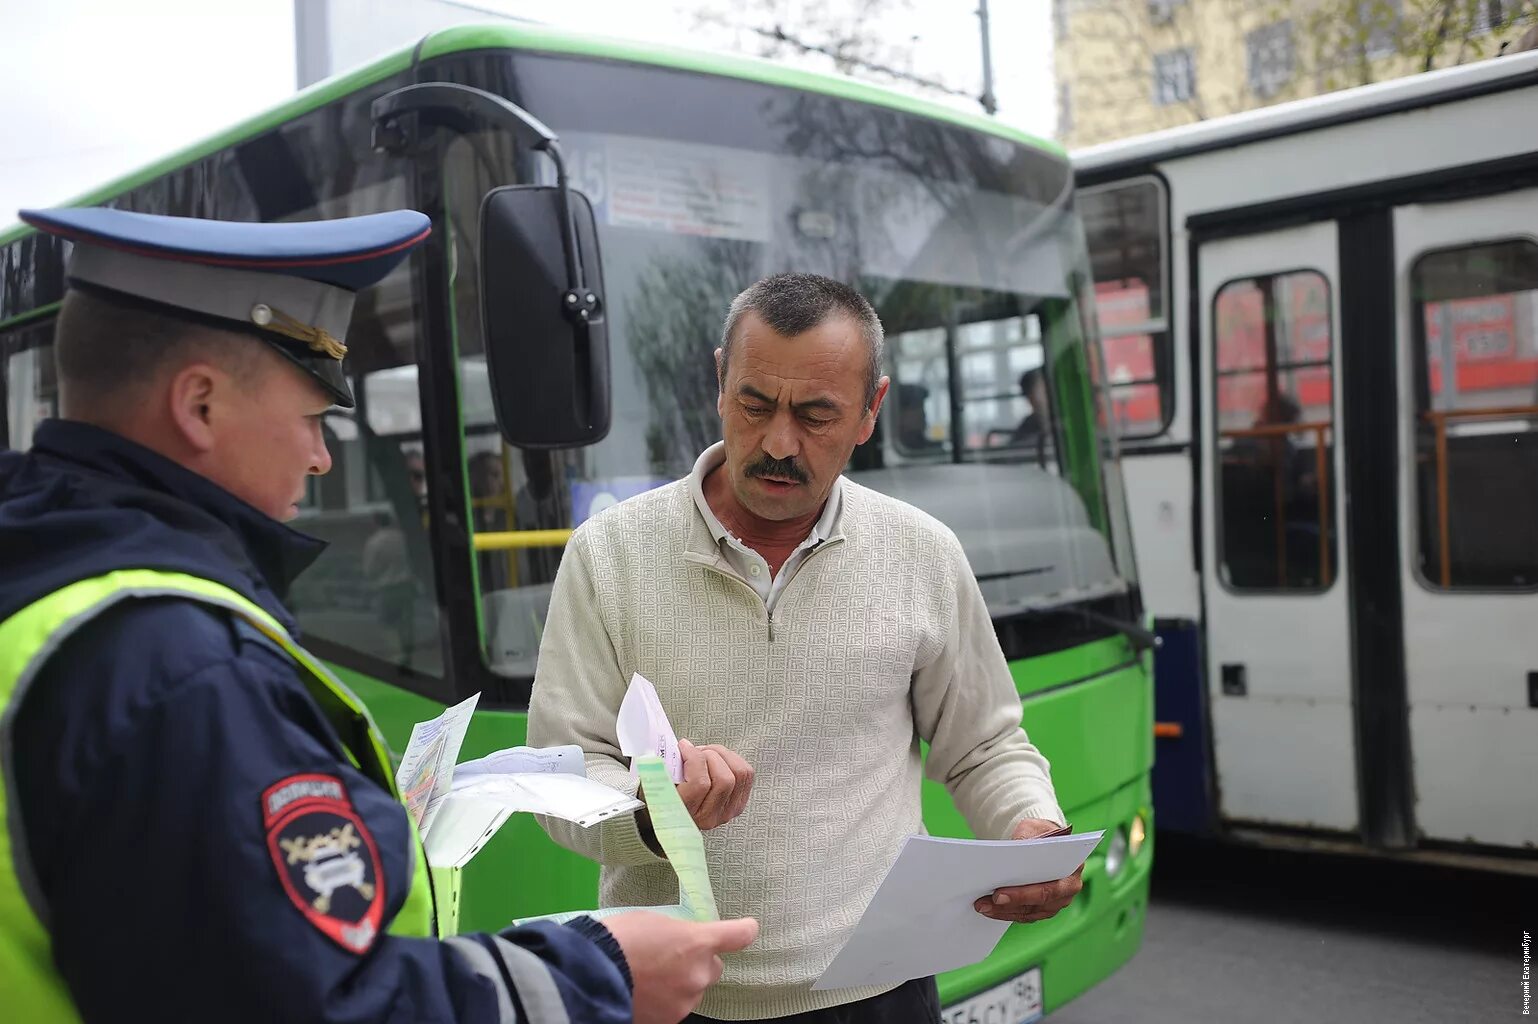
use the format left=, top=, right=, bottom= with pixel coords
left=1152, top=86, right=1537, bottom=217
left=1121, top=454, right=1199, bottom=620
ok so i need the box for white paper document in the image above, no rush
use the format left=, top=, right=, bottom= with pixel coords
left=395, top=693, right=479, bottom=836
left=403, top=681, right=681, bottom=870
left=512, top=756, right=715, bottom=926
left=422, top=791, right=510, bottom=869
left=424, top=773, right=644, bottom=868
left=454, top=743, right=587, bottom=779
left=813, top=831, right=1105, bottom=991
left=616, top=672, right=683, bottom=783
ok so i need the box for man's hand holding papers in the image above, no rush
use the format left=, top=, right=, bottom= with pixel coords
left=813, top=829, right=1103, bottom=991
left=619, top=673, right=755, bottom=843
left=972, top=817, right=1086, bottom=923
left=675, top=739, right=754, bottom=831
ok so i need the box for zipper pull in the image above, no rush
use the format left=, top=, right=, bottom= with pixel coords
left=767, top=615, right=775, bottom=643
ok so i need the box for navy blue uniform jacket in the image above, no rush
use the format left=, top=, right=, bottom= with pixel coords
left=0, top=420, right=631, bottom=1023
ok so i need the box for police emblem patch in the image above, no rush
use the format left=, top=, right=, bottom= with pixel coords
left=262, top=773, right=384, bottom=954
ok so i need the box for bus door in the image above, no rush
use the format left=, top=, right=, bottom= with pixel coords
left=1394, top=188, right=1538, bottom=851
left=1197, top=220, right=1357, bottom=834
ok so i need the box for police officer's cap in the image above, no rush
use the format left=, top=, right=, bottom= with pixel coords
left=18, top=207, right=433, bottom=409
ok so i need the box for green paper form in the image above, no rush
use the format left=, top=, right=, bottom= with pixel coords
left=514, top=756, right=718, bottom=925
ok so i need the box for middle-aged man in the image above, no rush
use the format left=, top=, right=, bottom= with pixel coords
left=529, top=272, right=1081, bottom=1023
left=0, top=206, right=755, bottom=1024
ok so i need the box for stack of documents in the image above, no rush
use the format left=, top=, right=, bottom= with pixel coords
left=396, top=694, right=480, bottom=836
left=813, top=830, right=1104, bottom=990
left=514, top=755, right=718, bottom=926
left=392, top=673, right=694, bottom=870
left=393, top=695, right=643, bottom=869
left=513, top=675, right=718, bottom=925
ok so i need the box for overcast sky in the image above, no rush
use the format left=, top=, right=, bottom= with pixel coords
left=0, top=0, right=1055, bottom=221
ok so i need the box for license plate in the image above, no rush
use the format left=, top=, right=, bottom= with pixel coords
left=941, top=966, right=1043, bottom=1024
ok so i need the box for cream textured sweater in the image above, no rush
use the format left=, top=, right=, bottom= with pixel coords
left=527, top=470, right=1064, bottom=1020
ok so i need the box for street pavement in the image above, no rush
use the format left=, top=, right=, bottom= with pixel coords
left=1049, top=833, right=1529, bottom=1023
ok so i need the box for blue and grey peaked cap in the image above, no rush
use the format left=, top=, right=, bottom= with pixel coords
left=18, top=206, right=433, bottom=408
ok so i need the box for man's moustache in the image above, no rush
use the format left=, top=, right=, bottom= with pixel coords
left=746, top=456, right=809, bottom=483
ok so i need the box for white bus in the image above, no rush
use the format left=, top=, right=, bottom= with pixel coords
left=1073, top=50, right=1538, bottom=871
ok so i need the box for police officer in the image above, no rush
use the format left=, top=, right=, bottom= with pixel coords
left=0, top=207, right=757, bottom=1023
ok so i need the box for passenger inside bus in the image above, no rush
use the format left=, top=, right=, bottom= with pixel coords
left=357, top=447, right=434, bottom=667
left=511, top=450, right=566, bottom=583
left=1221, top=393, right=1330, bottom=588
left=1010, top=367, right=1053, bottom=446
left=468, top=450, right=511, bottom=594
left=894, top=382, right=945, bottom=452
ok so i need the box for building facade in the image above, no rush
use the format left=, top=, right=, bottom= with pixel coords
left=1054, top=0, right=1538, bottom=148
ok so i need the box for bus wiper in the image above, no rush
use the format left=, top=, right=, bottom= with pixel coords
left=995, top=600, right=1161, bottom=652
left=975, top=566, right=1053, bottom=583
left=1072, top=606, right=1161, bottom=652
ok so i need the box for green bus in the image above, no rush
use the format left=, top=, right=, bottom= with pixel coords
left=0, top=22, right=1152, bottom=1021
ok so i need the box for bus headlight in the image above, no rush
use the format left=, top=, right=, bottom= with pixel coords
left=1104, top=827, right=1129, bottom=878
left=1129, top=812, right=1148, bottom=859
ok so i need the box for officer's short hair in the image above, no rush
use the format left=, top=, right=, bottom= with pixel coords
left=54, top=288, right=263, bottom=414
left=720, top=273, right=885, bottom=410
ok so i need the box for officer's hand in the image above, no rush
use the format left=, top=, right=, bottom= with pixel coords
left=602, top=912, right=759, bottom=1024
left=677, top=739, right=754, bottom=830
left=972, top=817, right=1084, bottom=923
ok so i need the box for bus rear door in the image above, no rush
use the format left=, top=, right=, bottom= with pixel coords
left=1196, top=220, right=1357, bottom=836
left=1394, top=187, right=1538, bottom=852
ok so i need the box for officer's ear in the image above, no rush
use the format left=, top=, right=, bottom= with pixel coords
left=166, top=361, right=224, bottom=453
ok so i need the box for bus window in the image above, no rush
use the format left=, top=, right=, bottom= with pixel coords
left=885, top=310, right=1054, bottom=468
left=141, top=96, right=444, bottom=687
left=23, top=79, right=455, bottom=692
left=285, top=253, right=443, bottom=683
left=2, top=321, right=57, bottom=451
left=1079, top=178, right=1169, bottom=438
left=443, top=126, right=584, bottom=680
left=1412, top=239, right=1538, bottom=590
left=1213, top=270, right=1336, bottom=591
left=440, top=54, right=1133, bottom=685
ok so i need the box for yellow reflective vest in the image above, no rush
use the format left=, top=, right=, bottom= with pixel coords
left=0, top=569, right=438, bottom=1022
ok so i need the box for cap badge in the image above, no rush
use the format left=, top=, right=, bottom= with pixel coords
left=250, top=303, right=349, bottom=360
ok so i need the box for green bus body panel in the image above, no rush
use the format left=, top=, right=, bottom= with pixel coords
left=0, top=22, right=1060, bottom=249
left=1010, top=634, right=1138, bottom=699
left=333, top=647, right=1153, bottom=1005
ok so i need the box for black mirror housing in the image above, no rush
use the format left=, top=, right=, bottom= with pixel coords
left=479, top=185, right=611, bottom=449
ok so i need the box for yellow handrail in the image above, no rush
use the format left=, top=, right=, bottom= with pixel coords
left=473, top=529, right=574, bottom=551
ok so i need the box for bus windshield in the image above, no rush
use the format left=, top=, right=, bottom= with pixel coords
left=436, top=54, right=1136, bottom=672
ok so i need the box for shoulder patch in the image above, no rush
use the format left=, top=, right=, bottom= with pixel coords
left=262, top=773, right=384, bottom=954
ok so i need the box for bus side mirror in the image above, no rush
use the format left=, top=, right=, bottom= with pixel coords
left=479, top=185, right=611, bottom=448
